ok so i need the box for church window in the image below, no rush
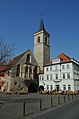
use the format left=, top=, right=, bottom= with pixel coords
left=16, top=64, right=20, bottom=77
left=45, top=36, right=47, bottom=44
left=25, top=66, right=28, bottom=78
left=29, top=66, right=32, bottom=73
left=25, top=66, right=28, bottom=73
left=37, top=36, right=40, bottom=43
left=26, top=54, right=30, bottom=63
left=34, top=66, right=37, bottom=79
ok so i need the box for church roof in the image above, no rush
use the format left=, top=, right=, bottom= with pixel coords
left=39, top=18, right=45, bottom=31
left=9, top=49, right=31, bottom=66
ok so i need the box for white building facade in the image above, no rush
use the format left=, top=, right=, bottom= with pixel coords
left=39, top=53, right=79, bottom=92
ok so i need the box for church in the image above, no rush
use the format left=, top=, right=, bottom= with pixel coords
left=1, top=19, right=79, bottom=93
left=8, top=18, right=50, bottom=92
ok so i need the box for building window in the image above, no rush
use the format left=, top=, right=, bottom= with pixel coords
left=16, top=64, right=20, bottom=77
left=47, top=85, right=49, bottom=90
left=67, top=64, right=69, bottom=69
left=46, top=75, right=49, bottom=80
left=45, top=37, right=47, bottom=44
left=68, top=85, right=71, bottom=91
left=55, top=74, right=58, bottom=79
left=42, top=76, right=44, bottom=80
left=67, top=73, right=70, bottom=79
left=50, top=67, right=52, bottom=71
left=50, top=85, right=53, bottom=90
left=37, top=36, right=40, bottom=43
left=26, top=54, right=30, bottom=63
left=46, top=67, right=49, bottom=71
left=55, top=66, right=58, bottom=70
left=63, top=73, right=65, bottom=79
left=29, top=66, right=32, bottom=73
left=25, top=66, right=28, bottom=73
left=25, top=66, right=28, bottom=78
left=62, top=65, right=65, bottom=69
left=63, top=85, right=66, bottom=90
left=39, top=76, right=41, bottom=80
left=50, top=74, right=52, bottom=80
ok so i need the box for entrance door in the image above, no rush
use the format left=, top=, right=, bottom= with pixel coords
left=55, top=85, right=60, bottom=91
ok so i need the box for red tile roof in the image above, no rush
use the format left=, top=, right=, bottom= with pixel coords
left=57, top=53, right=71, bottom=62
left=45, top=53, right=71, bottom=66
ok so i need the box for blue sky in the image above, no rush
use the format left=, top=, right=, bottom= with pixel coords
left=0, top=0, right=79, bottom=61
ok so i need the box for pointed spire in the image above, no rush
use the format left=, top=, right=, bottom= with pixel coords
left=39, top=18, right=45, bottom=31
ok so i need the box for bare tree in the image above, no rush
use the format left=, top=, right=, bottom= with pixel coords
left=0, top=40, right=15, bottom=65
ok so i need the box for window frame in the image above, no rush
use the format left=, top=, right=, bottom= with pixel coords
left=68, top=85, right=71, bottom=91
left=63, top=85, right=66, bottom=90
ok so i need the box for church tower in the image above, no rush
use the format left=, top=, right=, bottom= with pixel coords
left=34, top=18, right=50, bottom=70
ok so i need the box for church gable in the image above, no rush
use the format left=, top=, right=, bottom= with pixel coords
left=10, top=49, right=37, bottom=66
left=17, top=49, right=38, bottom=66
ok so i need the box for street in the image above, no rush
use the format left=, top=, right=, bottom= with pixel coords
left=0, top=92, right=79, bottom=119
left=32, top=99, right=79, bottom=119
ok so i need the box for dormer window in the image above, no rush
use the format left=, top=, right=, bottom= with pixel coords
left=37, top=36, right=40, bottom=43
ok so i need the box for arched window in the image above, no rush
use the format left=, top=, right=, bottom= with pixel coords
left=29, top=66, right=32, bottom=73
left=25, top=66, right=28, bottom=78
left=37, top=36, right=40, bottom=43
left=16, top=64, right=20, bottom=77
left=25, top=66, right=28, bottom=73
left=26, top=54, right=30, bottom=63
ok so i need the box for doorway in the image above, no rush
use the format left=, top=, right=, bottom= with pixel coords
left=55, top=85, right=60, bottom=91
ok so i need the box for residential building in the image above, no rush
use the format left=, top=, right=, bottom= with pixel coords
left=39, top=53, right=79, bottom=92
